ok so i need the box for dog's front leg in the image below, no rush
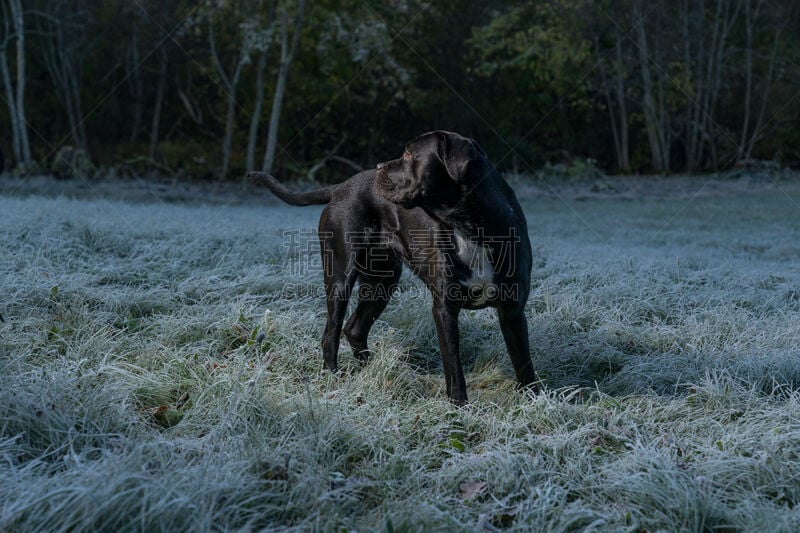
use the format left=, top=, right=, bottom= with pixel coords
left=432, top=300, right=467, bottom=405
left=497, top=305, right=538, bottom=392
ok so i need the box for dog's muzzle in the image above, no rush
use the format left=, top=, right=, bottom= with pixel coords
left=376, top=163, right=397, bottom=191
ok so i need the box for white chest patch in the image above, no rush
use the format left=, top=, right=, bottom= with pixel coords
left=453, top=230, right=498, bottom=304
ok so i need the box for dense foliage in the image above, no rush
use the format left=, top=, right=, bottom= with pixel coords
left=1, top=0, right=798, bottom=179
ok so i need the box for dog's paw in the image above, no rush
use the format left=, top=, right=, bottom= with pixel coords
left=352, top=349, right=372, bottom=364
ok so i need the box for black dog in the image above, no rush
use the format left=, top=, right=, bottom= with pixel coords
left=250, top=130, right=536, bottom=404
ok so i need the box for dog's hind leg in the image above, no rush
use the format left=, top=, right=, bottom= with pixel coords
left=344, top=259, right=402, bottom=362
left=321, top=268, right=357, bottom=372
left=319, top=219, right=358, bottom=372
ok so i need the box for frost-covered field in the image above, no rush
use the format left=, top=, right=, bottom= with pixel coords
left=2, top=180, right=800, bottom=531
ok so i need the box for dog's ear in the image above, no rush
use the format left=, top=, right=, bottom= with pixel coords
left=441, top=133, right=484, bottom=182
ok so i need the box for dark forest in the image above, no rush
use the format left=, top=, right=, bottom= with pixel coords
left=2, top=0, right=799, bottom=180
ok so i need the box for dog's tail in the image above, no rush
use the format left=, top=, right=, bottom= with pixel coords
left=248, top=171, right=335, bottom=206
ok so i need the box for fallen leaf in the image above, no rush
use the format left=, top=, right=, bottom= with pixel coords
left=146, top=405, right=169, bottom=416
left=460, top=480, right=487, bottom=500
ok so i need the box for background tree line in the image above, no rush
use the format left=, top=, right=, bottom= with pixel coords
left=1, top=0, right=798, bottom=181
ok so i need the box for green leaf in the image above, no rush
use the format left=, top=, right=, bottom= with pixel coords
left=449, top=437, right=466, bottom=452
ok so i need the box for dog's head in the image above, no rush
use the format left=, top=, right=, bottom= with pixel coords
left=375, top=131, right=487, bottom=208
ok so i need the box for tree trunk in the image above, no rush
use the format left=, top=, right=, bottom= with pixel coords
left=262, top=0, right=306, bottom=174
left=40, top=4, right=90, bottom=151
left=221, top=86, right=241, bottom=179
left=9, top=0, right=30, bottom=166
left=613, top=31, right=630, bottom=171
left=682, top=0, right=703, bottom=171
left=706, top=0, right=741, bottom=169
left=129, top=23, right=143, bottom=144
left=695, top=0, right=722, bottom=170
left=262, top=23, right=289, bottom=175
left=605, top=89, right=622, bottom=170
left=246, top=51, right=268, bottom=173
left=655, top=42, right=671, bottom=171
left=149, top=46, right=168, bottom=160
left=1, top=1, right=19, bottom=163
left=747, top=24, right=781, bottom=158
left=208, top=14, right=250, bottom=179
left=634, top=0, right=667, bottom=172
left=57, top=46, right=86, bottom=149
left=0, top=45, right=21, bottom=164
left=68, top=57, right=87, bottom=149
left=738, top=0, right=754, bottom=160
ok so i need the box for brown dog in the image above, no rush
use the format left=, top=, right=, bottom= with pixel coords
left=250, top=130, right=536, bottom=404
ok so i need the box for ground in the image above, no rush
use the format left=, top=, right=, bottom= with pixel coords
left=1, top=173, right=800, bottom=531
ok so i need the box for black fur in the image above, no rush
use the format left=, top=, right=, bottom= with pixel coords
left=250, top=130, right=536, bottom=404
